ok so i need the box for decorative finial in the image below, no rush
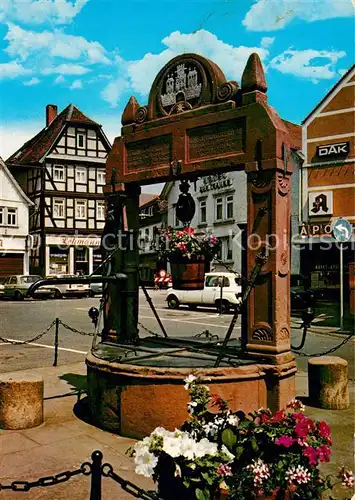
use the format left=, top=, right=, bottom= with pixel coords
left=241, top=53, right=267, bottom=94
left=122, top=96, right=140, bottom=125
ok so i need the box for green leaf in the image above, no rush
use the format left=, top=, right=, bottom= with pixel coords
left=221, top=428, right=237, bottom=449
left=251, top=438, right=259, bottom=452
left=235, top=446, right=244, bottom=459
left=195, top=488, right=211, bottom=500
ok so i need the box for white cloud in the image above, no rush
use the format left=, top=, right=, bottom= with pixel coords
left=125, top=30, right=270, bottom=97
left=54, top=74, right=65, bottom=83
left=0, top=60, right=32, bottom=79
left=0, top=120, right=43, bottom=160
left=0, top=0, right=88, bottom=26
left=42, top=63, right=90, bottom=75
left=5, top=24, right=110, bottom=64
left=243, top=0, right=354, bottom=31
left=261, top=37, right=275, bottom=48
left=70, top=78, right=82, bottom=89
left=23, top=77, right=40, bottom=85
left=269, top=48, right=347, bottom=82
left=100, top=78, right=129, bottom=107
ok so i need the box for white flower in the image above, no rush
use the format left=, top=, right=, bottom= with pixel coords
left=162, top=436, right=182, bottom=458
left=187, top=401, right=198, bottom=414
left=247, top=459, right=270, bottom=487
left=134, top=451, right=158, bottom=478
left=180, top=435, right=197, bottom=460
left=195, top=438, right=218, bottom=458
left=286, top=465, right=311, bottom=485
left=184, top=374, right=197, bottom=390
left=221, top=445, right=235, bottom=462
left=227, top=414, right=239, bottom=426
left=152, top=427, right=174, bottom=438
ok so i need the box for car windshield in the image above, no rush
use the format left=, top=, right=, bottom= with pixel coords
left=20, top=276, right=41, bottom=284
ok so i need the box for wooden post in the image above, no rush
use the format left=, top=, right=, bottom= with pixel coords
left=308, top=356, right=349, bottom=409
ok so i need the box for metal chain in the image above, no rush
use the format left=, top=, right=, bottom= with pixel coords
left=292, top=332, right=354, bottom=357
left=102, top=464, right=161, bottom=500
left=0, top=320, right=56, bottom=345
left=138, top=321, right=163, bottom=338
left=59, top=320, right=96, bottom=337
left=0, top=463, right=90, bottom=492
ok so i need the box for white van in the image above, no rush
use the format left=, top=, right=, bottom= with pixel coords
left=166, top=272, right=242, bottom=313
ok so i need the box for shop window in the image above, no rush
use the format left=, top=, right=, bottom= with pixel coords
left=53, top=165, right=65, bottom=181
left=7, top=208, right=17, bottom=226
left=76, top=167, right=86, bottom=183
left=49, top=247, right=68, bottom=275
left=199, top=199, right=207, bottom=224
left=53, top=198, right=65, bottom=218
left=97, top=201, right=105, bottom=220
left=74, top=247, right=88, bottom=275
left=75, top=200, right=87, bottom=219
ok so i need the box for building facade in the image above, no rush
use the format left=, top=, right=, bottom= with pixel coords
left=0, top=158, right=33, bottom=277
left=6, top=104, right=111, bottom=277
left=298, top=65, right=355, bottom=302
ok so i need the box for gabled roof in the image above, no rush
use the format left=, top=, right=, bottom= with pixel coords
left=139, top=193, right=159, bottom=208
left=0, top=157, right=33, bottom=205
left=302, top=64, right=355, bottom=125
left=6, top=104, right=102, bottom=167
left=282, top=119, right=301, bottom=150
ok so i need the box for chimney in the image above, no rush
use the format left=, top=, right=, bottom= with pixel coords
left=46, top=104, right=58, bottom=126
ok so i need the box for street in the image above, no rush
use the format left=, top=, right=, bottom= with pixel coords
left=0, top=290, right=354, bottom=375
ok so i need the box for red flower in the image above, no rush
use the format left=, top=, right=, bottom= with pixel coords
left=275, top=436, right=294, bottom=447
left=317, top=445, right=331, bottom=463
left=318, top=421, right=331, bottom=439
left=303, top=446, right=319, bottom=465
left=269, top=410, right=286, bottom=423
left=183, top=227, right=195, bottom=235
left=292, top=412, right=306, bottom=422
left=295, top=418, right=314, bottom=438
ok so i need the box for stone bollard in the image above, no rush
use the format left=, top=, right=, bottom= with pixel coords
left=308, top=356, right=349, bottom=409
left=0, top=373, right=44, bottom=429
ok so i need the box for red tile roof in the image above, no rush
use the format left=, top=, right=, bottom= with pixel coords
left=282, top=119, right=301, bottom=150
left=6, top=104, right=100, bottom=166
left=139, top=193, right=159, bottom=207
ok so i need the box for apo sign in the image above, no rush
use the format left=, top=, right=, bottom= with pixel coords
left=317, top=142, right=349, bottom=157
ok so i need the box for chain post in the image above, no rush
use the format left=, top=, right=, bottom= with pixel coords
left=53, top=318, right=59, bottom=367
left=89, top=450, right=103, bottom=500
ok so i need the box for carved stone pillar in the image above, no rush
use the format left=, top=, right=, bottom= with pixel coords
left=245, top=158, right=293, bottom=365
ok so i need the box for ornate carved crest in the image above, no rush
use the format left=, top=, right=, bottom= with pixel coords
left=161, top=64, right=202, bottom=110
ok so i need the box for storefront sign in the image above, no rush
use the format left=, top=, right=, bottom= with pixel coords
left=60, top=237, right=101, bottom=247
left=199, top=173, right=232, bottom=193
left=299, top=223, right=333, bottom=237
left=317, top=142, right=349, bottom=157
left=308, top=191, right=333, bottom=217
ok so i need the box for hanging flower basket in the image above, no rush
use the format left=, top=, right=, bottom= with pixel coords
left=157, top=227, right=219, bottom=290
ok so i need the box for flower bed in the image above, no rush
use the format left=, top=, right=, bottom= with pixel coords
left=130, top=375, right=354, bottom=500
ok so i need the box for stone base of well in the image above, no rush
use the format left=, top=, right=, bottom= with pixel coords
left=86, top=351, right=296, bottom=439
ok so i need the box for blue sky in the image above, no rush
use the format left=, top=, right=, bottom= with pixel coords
left=0, top=0, right=354, bottom=162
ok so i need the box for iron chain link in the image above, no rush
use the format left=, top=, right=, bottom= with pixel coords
left=0, top=465, right=88, bottom=492
left=103, top=464, right=161, bottom=499
left=292, top=331, right=354, bottom=357
left=58, top=319, right=96, bottom=337
left=0, top=320, right=56, bottom=345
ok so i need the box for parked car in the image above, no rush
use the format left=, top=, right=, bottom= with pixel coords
left=2, top=275, right=55, bottom=300
left=46, top=274, right=90, bottom=299
left=166, top=272, right=242, bottom=313
left=89, top=276, right=103, bottom=297
left=0, top=277, right=5, bottom=299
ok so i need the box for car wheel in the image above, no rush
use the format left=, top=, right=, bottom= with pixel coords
left=167, top=296, right=179, bottom=309
left=188, top=305, right=198, bottom=311
left=54, top=290, right=62, bottom=300
left=215, top=300, right=230, bottom=314
left=14, top=290, right=24, bottom=301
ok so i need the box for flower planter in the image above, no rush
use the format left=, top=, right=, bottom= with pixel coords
left=170, top=255, right=207, bottom=290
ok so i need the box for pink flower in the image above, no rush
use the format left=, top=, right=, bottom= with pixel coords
left=275, top=436, right=294, bottom=448
left=303, top=446, right=318, bottom=465
left=317, top=445, right=331, bottom=463
left=318, top=421, right=331, bottom=439
left=177, top=242, right=187, bottom=252
left=183, top=227, right=195, bottom=235
left=216, top=464, right=232, bottom=477
left=338, top=468, right=355, bottom=488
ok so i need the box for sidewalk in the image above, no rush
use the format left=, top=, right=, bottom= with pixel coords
left=0, top=362, right=354, bottom=499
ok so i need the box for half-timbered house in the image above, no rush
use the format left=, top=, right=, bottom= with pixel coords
left=6, top=104, right=111, bottom=276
